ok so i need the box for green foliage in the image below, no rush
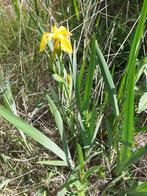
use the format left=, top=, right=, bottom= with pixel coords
left=73, top=0, right=80, bottom=20
left=0, top=0, right=147, bottom=195
left=0, top=105, right=67, bottom=163
left=11, top=0, right=20, bottom=18
left=95, top=41, right=119, bottom=117
left=118, top=145, right=147, bottom=173
left=124, top=181, right=147, bottom=196
left=82, top=35, right=96, bottom=111
left=46, top=95, right=74, bottom=168
left=119, top=0, right=147, bottom=168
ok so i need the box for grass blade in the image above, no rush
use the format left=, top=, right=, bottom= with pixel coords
left=72, top=41, right=77, bottom=90
left=125, top=182, right=147, bottom=196
left=77, top=143, right=85, bottom=181
left=95, top=41, right=119, bottom=117
left=88, top=104, right=97, bottom=143
left=0, top=105, right=67, bottom=163
left=135, top=125, right=147, bottom=133
left=1, top=77, right=30, bottom=151
left=0, top=179, right=10, bottom=190
left=82, top=35, right=96, bottom=111
left=73, top=0, right=80, bottom=20
left=76, top=48, right=88, bottom=112
left=135, top=57, right=147, bottom=84
left=76, top=56, right=86, bottom=112
left=91, top=114, right=103, bottom=144
left=11, top=0, right=20, bottom=18
left=119, top=0, right=147, bottom=166
left=34, top=0, right=40, bottom=16
left=2, top=79, right=17, bottom=114
left=38, top=160, right=67, bottom=167
left=118, top=145, right=147, bottom=173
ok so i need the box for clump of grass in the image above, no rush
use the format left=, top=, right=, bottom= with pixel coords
left=0, top=0, right=147, bottom=195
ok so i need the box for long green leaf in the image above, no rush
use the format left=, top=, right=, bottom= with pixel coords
left=76, top=45, right=89, bottom=113
left=76, top=54, right=86, bottom=112
left=77, top=143, right=85, bottom=177
left=11, top=0, right=20, bottom=18
left=91, top=114, right=103, bottom=144
left=88, top=104, right=97, bottom=143
left=119, top=0, right=147, bottom=166
left=72, top=41, right=77, bottom=90
left=46, top=95, right=74, bottom=169
left=95, top=41, right=119, bottom=117
left=0, top=105, right=67, bottom=163
left=73, top=0, right=80, bottom=20
left=82, top=35, right=96, bottom=111
left=34, top=0, right=40, bottom=16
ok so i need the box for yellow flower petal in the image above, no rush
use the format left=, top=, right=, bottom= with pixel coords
left=58, top=26, right=72, bottom=37
left=52, top=38, right=60, bottom=57
left=52, top=26, right=72, bottom=38
left=52, top=26, right=58, bottom=34
left=60, top=36, right=72, bottom=54
left=40, top=26, right=72, bottom=55
left=54, top=38, right=60, bottom=51
left=40, top=32, right=53, bottom=52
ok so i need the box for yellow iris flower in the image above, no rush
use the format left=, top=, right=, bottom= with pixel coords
left=40, top=26, right=72, bottom=55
